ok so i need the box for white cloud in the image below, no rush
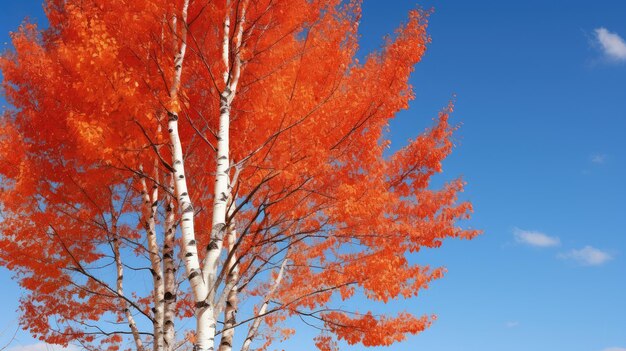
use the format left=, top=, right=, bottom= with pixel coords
left=591, top=154, right=607, bottom=164
left=513, top=228, right=560, bottom=248
left=558, top=246, right=613, bottom=266
left=602, top=348, right=626, bottom=351
left=594, top=28, right=626, bottom=61
left=7, top=343, right=80, bottom=351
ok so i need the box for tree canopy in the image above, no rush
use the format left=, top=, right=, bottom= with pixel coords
left=0, top=1, right=479, bottom=351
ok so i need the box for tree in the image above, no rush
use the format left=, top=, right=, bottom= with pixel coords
left=0, top=1, right=480, bottom=351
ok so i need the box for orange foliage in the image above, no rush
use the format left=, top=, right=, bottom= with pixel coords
left=0, top=0, right=479, bottom=350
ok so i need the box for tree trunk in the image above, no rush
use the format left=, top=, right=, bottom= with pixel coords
left=218, top=202, right=239, bottom=351
left=112, top=224, right=144, bottom=351
left=162, top=174, right=177, bottom=351
left=140, top=170, right=164, bottom=351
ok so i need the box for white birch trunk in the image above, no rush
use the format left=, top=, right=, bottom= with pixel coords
left=205, top=3, right=250, bottom=348
left=202, top=90, right=231, bottom=286
left=166, top=0, right=254, bottom=349
left=166, top=1, right=215, bottom=350
left=201, top=0, right=232, bottom=284
left=140, top=169, right=164, bottom=351
left=112, top=225, right=144, bottom=351
left=162, top=174, right=177, bottom=351
left=203, top=0, right=248, bottom=294
left=168, top=111, right=214, bottom=351
left=217, top=202, right=239, bottom=351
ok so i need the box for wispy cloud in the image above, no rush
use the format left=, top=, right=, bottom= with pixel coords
left=513, top=228, right=560, bottom=248
left=594, top=28, right=626, bottom=61
left=505, top=321, right=520, bottom=328
left=7, top=343, right=80, bottom=351
left=602, top=348, right=626, bottom=351
left=591, top=154, right=607, bottom=164
left=558, top=246, right=613, bottom=266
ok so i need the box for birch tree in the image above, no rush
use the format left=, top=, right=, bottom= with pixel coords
left=0, top=1, right=480, bottom=351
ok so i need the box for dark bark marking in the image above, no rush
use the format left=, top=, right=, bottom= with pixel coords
left=195, top=300, right=209, bottom=308
left=207, top=240, right=219, bottom=251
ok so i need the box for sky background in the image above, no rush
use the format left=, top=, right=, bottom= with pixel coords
left=1, top=1, right=625, bottom=351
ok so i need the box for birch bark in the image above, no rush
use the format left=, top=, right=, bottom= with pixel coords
left=111, top=223, right=144, bottom=351
left=165, top=1, right=214, bottom=350
left=203, top=0, right=249, bottom=303
left=199, top=1, right=246, bottom=348
left=205, top=3, right=249, bottom=349
left=140, top=167, right=164, bottom=351
left=217, top=200, right=239, bottom=351
left=162, top=174, right=177, bottom=351
left=165, top=0, right=252, bottom=349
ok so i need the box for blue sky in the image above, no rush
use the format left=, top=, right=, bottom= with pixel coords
left=1, top=1, right=625, bottom=351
